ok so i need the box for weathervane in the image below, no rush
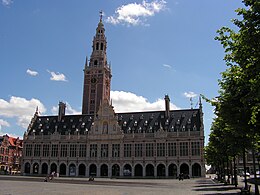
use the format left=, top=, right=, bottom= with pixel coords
left=99, top=10, right=103, bottom=22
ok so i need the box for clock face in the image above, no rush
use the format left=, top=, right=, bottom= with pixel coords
left=91, top=78, right=97, bottom=83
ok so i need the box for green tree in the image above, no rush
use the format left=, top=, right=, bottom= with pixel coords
left=206, top=0, right=260, bottom=192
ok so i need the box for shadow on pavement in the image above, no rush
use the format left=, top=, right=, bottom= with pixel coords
left=193, top=179, right=240, bottom=195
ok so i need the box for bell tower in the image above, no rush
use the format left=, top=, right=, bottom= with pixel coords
left=82, top=11, right=112, bottom=115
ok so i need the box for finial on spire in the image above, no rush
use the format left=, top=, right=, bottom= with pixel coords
left=35, top=106, right=39, bottom=116
left=199, top=95, right=202, bottom=109
left=190, top=97, right=193, bottom=109
left=99, top=10, right=103, bottom=22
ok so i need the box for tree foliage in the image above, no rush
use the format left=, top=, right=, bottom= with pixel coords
left=205, top=1, right=260, bottom=185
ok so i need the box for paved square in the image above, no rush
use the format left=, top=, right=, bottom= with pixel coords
left=0, top=175, right=243, bottom=195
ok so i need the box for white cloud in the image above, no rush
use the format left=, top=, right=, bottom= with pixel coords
left=111, top=90, right=179, bottom=112
left=0, top=96, right=46, bottom=128
left=163, top=64, right=172, bottom=68
left=183, top=91, right=198, bottom=98
left=2, top=0, right=13, bottom=7
left=51, top=102, right=81, bottom=115
left=106, top=0, right=166, bottom=26
left=0, top=119, right=10, bottom=130
left=26, top=69, right=38, bottom=76
left=49, top=91, right=179, bottom=116
left=47, top=70, right=68, bottom=82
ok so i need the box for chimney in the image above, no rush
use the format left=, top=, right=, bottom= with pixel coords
left=164, top=95, right=170, bottom=118
left=58, top=101, right=66, bottom=122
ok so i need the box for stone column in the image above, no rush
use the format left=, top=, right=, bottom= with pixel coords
left=108, top=164, right=112, bottom=177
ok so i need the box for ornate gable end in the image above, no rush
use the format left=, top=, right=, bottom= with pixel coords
left=89, top=100, right=122, bottom=136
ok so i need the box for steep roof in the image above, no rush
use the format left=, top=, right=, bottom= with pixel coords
left=27, top=109, right=202, bottom=136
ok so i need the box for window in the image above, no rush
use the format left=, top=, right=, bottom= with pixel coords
left=43, top=144, right=49, bottom=157
left=60, top=144, right=68, bottom=157
left=157, top=143, right=165, bottom=157
left=135, top=143, right=142, bottom=157
left=146, top=143, right=154, bottom=157
left=34, top=144, right=41, bottom=157
left=51, top=144, right=58, bottom=157
left=96, top=42, right=99, bottom=50
left=94, top=60, right=98, bottom=65
left=79, top=144, right=86, bottom=157
left=101, top=43, right=104, bottom=50
left=168, top=143, right=177, bottom=156
left=103, top=122, right=108, bottom=134
left=90, top=144, right=97, bottom=157
left=180, top=142, right=189, bottom=156
left=25, top=144, right=33, bottom=157
left=112, top=144, right=120, bottom=157
left=101, top=144, right=108, bottom=157
left=191, top=142, right=200, bottom=156
left=124, top=144, right=131, bottom=157
left=70, top=144, right=77, bottom=157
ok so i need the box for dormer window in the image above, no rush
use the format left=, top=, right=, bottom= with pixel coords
left=144, top=120, right=148, bottom=126
left=148, top=127, right=153, bottom=133
left=170, top=126, right=174, bottom=131
left=182, top=125, right=186, bottom=131
left=188, top=118, right=191, bottom=124
left=134, top=121, right=137, bottom=126
left=177, top=119, right=180, bottom=124
left=123, top=121, right=127, bottom=127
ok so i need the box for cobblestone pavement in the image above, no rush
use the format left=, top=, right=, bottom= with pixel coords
left=0, top=175, right=242, bottom=195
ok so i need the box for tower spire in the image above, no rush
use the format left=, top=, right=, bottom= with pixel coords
left=99, top=10, right=103, bottom=22
left=82, top=13, right=112, bottom=115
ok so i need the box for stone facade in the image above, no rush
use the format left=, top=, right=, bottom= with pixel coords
left=21, top=14, right=205, bottom=178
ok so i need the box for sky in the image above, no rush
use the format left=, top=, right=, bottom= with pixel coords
left=0, top=0, right=244, bottom=144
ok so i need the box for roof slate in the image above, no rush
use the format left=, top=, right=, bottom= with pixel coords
left=27, top=109, right=202, bottom=136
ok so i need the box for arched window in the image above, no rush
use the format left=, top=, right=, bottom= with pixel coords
left=101, top=43, right=104, bottom=50
left=103, top=122, right=108, bottom=134
left=94, top=60, right=98, bottom=65
left=96, top=42, right=99, bottom=50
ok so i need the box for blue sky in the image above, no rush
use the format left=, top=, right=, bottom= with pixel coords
left=0, top=0, right=243, bottom=144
